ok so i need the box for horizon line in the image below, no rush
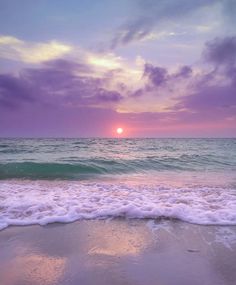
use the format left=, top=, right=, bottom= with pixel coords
left=0, top=137, right=236, bottom=139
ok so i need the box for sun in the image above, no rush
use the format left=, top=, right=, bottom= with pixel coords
left=116, top=127, right=123, bottom=135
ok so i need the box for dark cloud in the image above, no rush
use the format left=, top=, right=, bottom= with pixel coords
left=203, top=36, right=236, bottom=66
left=0, top=59, right=125, bottom=137
left=134, top=36, right=236, bottom=124
left=43, top=59, right=91, bottom=73
left=94, top=89, right=123, bottom=103
left=1, top=37, right=236, bottom=137
left=0, top=73, right=35, bottom=109
left=131, top=88, right=144, bottom=98
left=203, top=36, right=236, bottom=86
left=143, top=64, right=168, bottom=87
left=143, top=63, right=192, bottom=89
left=0, top=59, right=124, bottom=111
left=174, top=66, right=192, bottom=78
left=172, top=36, right=236, bottom=115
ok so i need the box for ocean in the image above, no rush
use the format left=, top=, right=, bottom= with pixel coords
left=0, top=138, right=236, bottom=230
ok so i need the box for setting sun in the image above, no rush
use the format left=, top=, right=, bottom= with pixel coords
left=116, top=127, right=123, bottom=135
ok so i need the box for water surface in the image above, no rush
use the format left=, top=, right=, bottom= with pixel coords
left=0, top=138, right=236, bottom=229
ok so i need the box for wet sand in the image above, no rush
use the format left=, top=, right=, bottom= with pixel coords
left=0, top=219, right=236, bottom=285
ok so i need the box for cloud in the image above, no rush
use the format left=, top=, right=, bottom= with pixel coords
left=143, top=63, right=192, bottom=88
left=127, top=36, right=235, bottom=122
left=110, top=17, right=154, bottom=49
left=87, top=53, right=123, bottom=69
left=143, top=64, right=168, bottom=87
left=0, top=35, right=72, bottom=63
left=174, top=66, right=193, bottom=78
left=201, top=36, right=236, bottom=87
left=0, top=35, right=23, bottom=45
left=172, top=36, right=236, bottom=115
left=203, top=36, right=236, bottom=66
left=0, top=58, right=124, bottom=111
left=1, top=36, right=236, bottom=137
left=44, top=58, right=91, bottom=73
left=110, top=0, right=222, bottom=48
left=175, top=84, right=236, bottom=111
left=0, top=73, right=34, bottom=109
left=94, top=89, right=123, bottom=103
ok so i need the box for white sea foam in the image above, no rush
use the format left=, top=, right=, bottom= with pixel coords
left=0, top=180, right=236, bottom=230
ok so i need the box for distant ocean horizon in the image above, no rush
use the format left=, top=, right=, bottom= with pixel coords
left=0, top=138, right=236, bottom=230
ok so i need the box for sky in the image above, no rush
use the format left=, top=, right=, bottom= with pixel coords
left=0, top=0, right=236, bottom=137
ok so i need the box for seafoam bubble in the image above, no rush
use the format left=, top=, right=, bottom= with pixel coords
left=0, top=180, right=236, bottom=230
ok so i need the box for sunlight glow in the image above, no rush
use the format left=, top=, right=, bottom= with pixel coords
left=116, top=127, right=123, bottom=134
left=87, top=54, right=121, bottom=69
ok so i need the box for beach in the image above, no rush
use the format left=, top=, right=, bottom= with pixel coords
left=0, top=219, right=236, bottom=285
left=1, top=0, right=236, bottom=283
left=0, top=138, right=236, bottom=284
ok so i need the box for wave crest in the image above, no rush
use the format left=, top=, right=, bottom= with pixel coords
left=1, top=180, right=236, bottom=230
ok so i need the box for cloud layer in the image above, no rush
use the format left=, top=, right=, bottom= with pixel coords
left=109, top=0, right=233, bottom=49
left=0, top=35, right=236, bottom=137
left=0, top=35, right=72, bottom=63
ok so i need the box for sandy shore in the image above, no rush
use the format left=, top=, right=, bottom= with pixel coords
left=0, top=219, right=236, bottom=285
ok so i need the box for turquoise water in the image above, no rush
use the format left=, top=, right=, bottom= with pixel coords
left=0, top=138, right=236, bottom=179
left=0, top=138, right=236, bottom=229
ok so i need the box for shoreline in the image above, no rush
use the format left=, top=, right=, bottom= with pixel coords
left=1, top=178, right=236, bottom=230
left=1, top=219, right=236, bottom=285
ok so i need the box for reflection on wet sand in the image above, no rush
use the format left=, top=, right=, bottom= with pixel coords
left=1, top=253, right=66, bottom=285
left=87, top=220, right=151, bottom=257
left=0, top=220, right=236, bottom=285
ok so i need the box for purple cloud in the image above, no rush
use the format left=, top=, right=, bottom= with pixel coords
left=172, top=37, right=236, bottom=116
left=44, top=59, right=91, bottom=73
left=143, top=64, right=168, bottom=87
left=142, top=63, right=192, bottom=90
left=94, top=89, right=123, bottom=103
left=203, top=36, right=236, bottom=85
left=203, top=36, right=236, bottom=66
left=1, top=36, right=236, bottom=137
left=0, top=73, right=35, bottom=109
left=0, top=59, right=124, bottom=111
left=175, top=84, right=236, bottom=111
left=174, top=66, right=192, bottom=78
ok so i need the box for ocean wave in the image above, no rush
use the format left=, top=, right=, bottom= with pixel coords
left=0, top=153, right=235, bottom=180
left=0, top=162, right=107, bottom=179
left=0, top=180, right=236, bottom=230
left=1, top=138, right=236, bottom=179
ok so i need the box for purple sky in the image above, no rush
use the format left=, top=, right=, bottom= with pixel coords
left=0, top=0, right=236, bottom=137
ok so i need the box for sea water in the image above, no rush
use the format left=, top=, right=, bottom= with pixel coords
left=0, top=138, right=236, bottom=229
